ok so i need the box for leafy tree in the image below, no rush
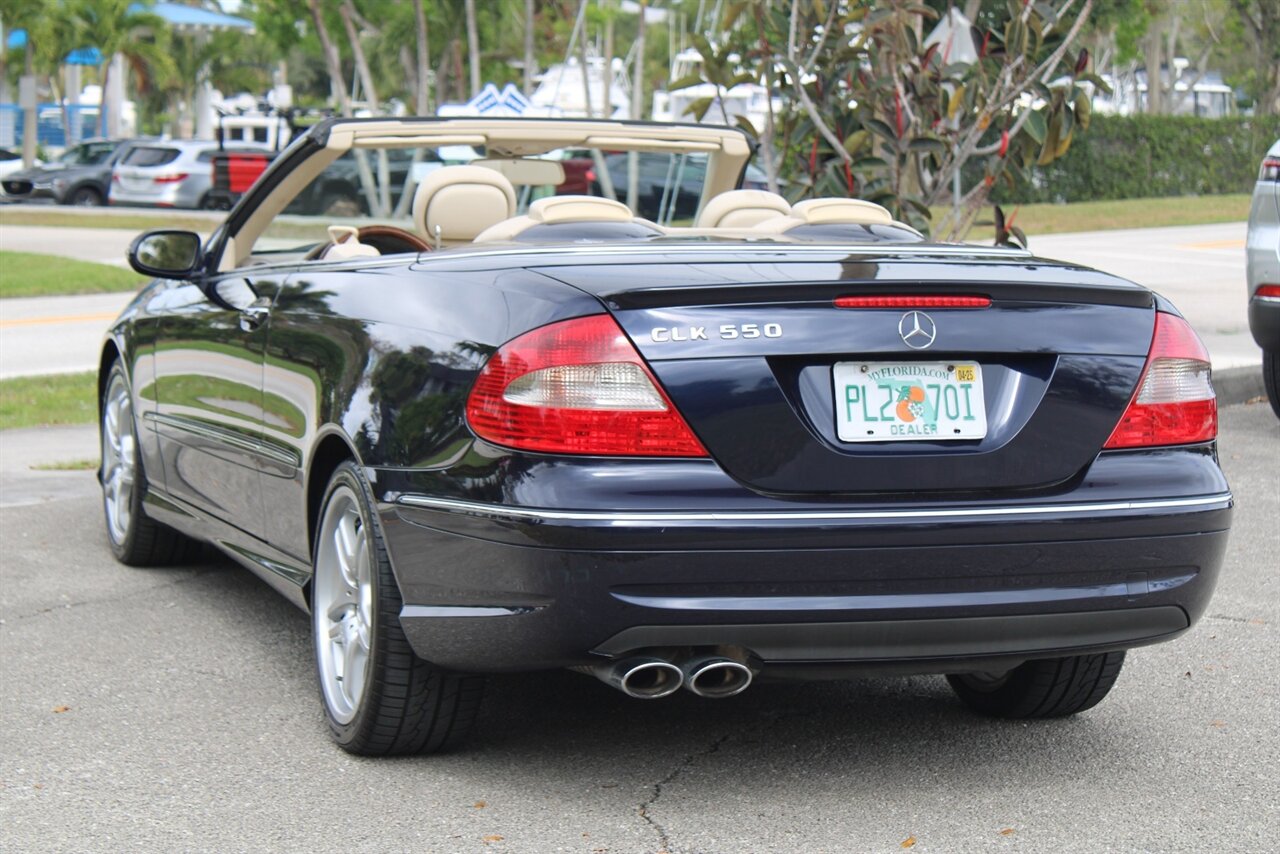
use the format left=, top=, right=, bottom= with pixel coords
left=72, top=0, right=174, bottom=136
left=678, top=0, right=1102, bottom=240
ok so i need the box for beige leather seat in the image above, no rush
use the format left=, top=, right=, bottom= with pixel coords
left=412, top=165, right=517, bottom=246
left=756, top=197, right=895, bottom=233
left=474, top=194, right=635, bottom=243
left=695, top=189, right=791, bottom=228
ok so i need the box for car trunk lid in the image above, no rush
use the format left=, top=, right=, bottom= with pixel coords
left=538, top=248, right=1155, bottom=496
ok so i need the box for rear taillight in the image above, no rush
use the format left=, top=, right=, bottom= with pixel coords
left=1259, top=157, right=1280, bottom=182
left=1256, top=284, right=1280, bottom=299
left=153, top=173, right=188, bottom=184
left=466, top=314, right=708, bottom=456
left=1104, top=312, right=1216, bottom=449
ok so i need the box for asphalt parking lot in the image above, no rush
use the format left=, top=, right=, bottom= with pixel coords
left=0, top=400, right=1276, bottom=853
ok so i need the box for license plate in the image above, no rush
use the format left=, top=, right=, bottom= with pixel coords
left=834, top=361, right=988, bottom=442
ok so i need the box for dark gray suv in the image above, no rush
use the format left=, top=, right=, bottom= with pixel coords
left=0, top=138, right=148, bottom=206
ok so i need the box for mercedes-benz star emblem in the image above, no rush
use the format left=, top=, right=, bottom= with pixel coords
left=898, top=311, right=937, bottom=349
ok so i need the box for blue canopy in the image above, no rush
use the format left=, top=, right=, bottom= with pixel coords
left=147, top=2, right=254, bottom=30
left=4, top=32, right=102, bottom=65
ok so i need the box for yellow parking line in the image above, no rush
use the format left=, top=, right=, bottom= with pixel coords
left=0, top=311, right=119, bottom=328
left=1180, top=239, right=1245, bottom=250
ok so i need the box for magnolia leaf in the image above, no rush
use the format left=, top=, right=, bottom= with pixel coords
left=843, top=130, right=872, bottom=155
left=1073, top=90, right=1092, bottom=132
left=901, top=196, right=932, bottom=218
left=720, top=1, right=748, bottom=31
left=668, top=74, right=705, bottom=92
left=853, top=156, right=890, bottom=170
left=864, top=118, right=897, bottom=142
left=1038, top=114, right=1061, bottom=166
left=1054, top=127, right=1073, bottom=158
left=1081, top=72, right=1114, bottom=95
left=908, top=138, right=946, bottom=154
left=947, top=83, right=967, bottom=119
left=734, top=114, right=759, bottom=138
left=729, top=71, right=759, bottom=89
left=1023, top=109, right=1047, bottom=144
left=686, top=96, right=717, bottom=122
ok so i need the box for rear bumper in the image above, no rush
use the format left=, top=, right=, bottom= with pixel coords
left=378, top=480, right=1231, bottom=674
left=1249, top=293, right=1280, bottom=351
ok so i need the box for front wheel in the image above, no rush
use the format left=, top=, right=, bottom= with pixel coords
left=946, top=651, right=1126, bottom=719
left=68, top=186, right=103, bottom=206
left=1263, top=349, right=1279, bottom=419
left=312, top=461, right=484, bottom=755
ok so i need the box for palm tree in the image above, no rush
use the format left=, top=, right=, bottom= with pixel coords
left=72, top=0, right=173, bottom=137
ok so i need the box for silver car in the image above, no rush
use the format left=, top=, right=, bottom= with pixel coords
left=109, top=140, right=264, bottom=209
left=1245, top=138, right=1280, bottom=418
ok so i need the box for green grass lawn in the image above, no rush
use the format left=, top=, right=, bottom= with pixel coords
left=0, top=371, right=98, bottom=430
left=0, top=251, right=146, bottom=298
left=933, top=194, right=1252, bottom=242
left=0, top=207, right=219, bottom=235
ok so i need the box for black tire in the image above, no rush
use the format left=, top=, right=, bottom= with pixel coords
left=312, top=461, right=484, bottom=756
left=946, top=651, right=1126, bottom=719
left=1263, top=349, right=1280, bottom=420
left=68, top=185, right=103, bottom=207
left=100, top=362, right=200, bottom=566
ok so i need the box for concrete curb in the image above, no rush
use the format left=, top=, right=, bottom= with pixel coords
left=1214, top=365, right=1267, bottom=406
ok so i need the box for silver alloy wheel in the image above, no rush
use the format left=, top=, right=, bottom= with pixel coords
left=314, top=487, right=375, bottom=725
left=101, top=373, right=136, bottom=545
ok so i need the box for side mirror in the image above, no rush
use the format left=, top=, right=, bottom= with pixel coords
left=128, top=230, right=203, bottom=279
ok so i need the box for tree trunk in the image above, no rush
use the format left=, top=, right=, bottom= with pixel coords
left=465, top=0, right=481, bottom=98
left=308, top=0, right=353, bottom=114
left=523, top=0, right=535, bottom=96
left=603, top=1, right=614, bottom=119
left=628, top=0, right=646, bottom=210
left=1142, top=26, right=1163, bottom=114
left=340, top=1, right=391, bottom=217
left=98, top=61, right=111, bottom=138
left=307, top=0, right=379, bottom=216
left=414, top=0, right=431, bottom=115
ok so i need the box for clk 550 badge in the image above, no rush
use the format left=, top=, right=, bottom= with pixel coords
left=651, top=323, right=783, bottom=343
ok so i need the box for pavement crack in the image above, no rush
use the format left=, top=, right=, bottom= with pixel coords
left=638, top=732, right=732, bottom=854
left=3, top=570, right=213, bottom=624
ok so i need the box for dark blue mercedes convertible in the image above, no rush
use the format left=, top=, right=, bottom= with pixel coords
left=99, top=118, right=1231, bottom=755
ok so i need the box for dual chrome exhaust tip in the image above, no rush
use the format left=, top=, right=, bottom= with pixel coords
left=591, top=651, right=754, bottom=700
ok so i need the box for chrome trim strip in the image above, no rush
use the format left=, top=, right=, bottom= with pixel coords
left=415, top=242, right=1034, bottom=265
left=145, top=411, right=302, bottom=469
left=395, top=493, right=1232, bottom=524
left=401, top=605, right=539, bottom=619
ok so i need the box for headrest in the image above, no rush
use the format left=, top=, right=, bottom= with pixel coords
left=696, top=189, right=791, bottom=228
left=528, top=195, right=634, bottom=224
left=789, top=198, right=894, bottom=226
left=412, top=165, right=516, bottom=244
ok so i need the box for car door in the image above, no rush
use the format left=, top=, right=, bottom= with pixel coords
left=152, top=272, right=289, bottom=539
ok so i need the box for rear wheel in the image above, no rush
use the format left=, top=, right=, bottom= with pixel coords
left=946, top=651, right=1126, bottom=719
left=101, top=363, right=199, bottom=565
left=313, top=461, right=484, bottom=755
left=1263, top=349, right=1280, bottom=419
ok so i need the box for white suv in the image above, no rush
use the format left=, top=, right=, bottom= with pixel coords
left=1246, top=139, right=1280, bottom=418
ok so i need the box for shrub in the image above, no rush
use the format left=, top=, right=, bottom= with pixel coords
left=983, top=115, right=1277, bottom=203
